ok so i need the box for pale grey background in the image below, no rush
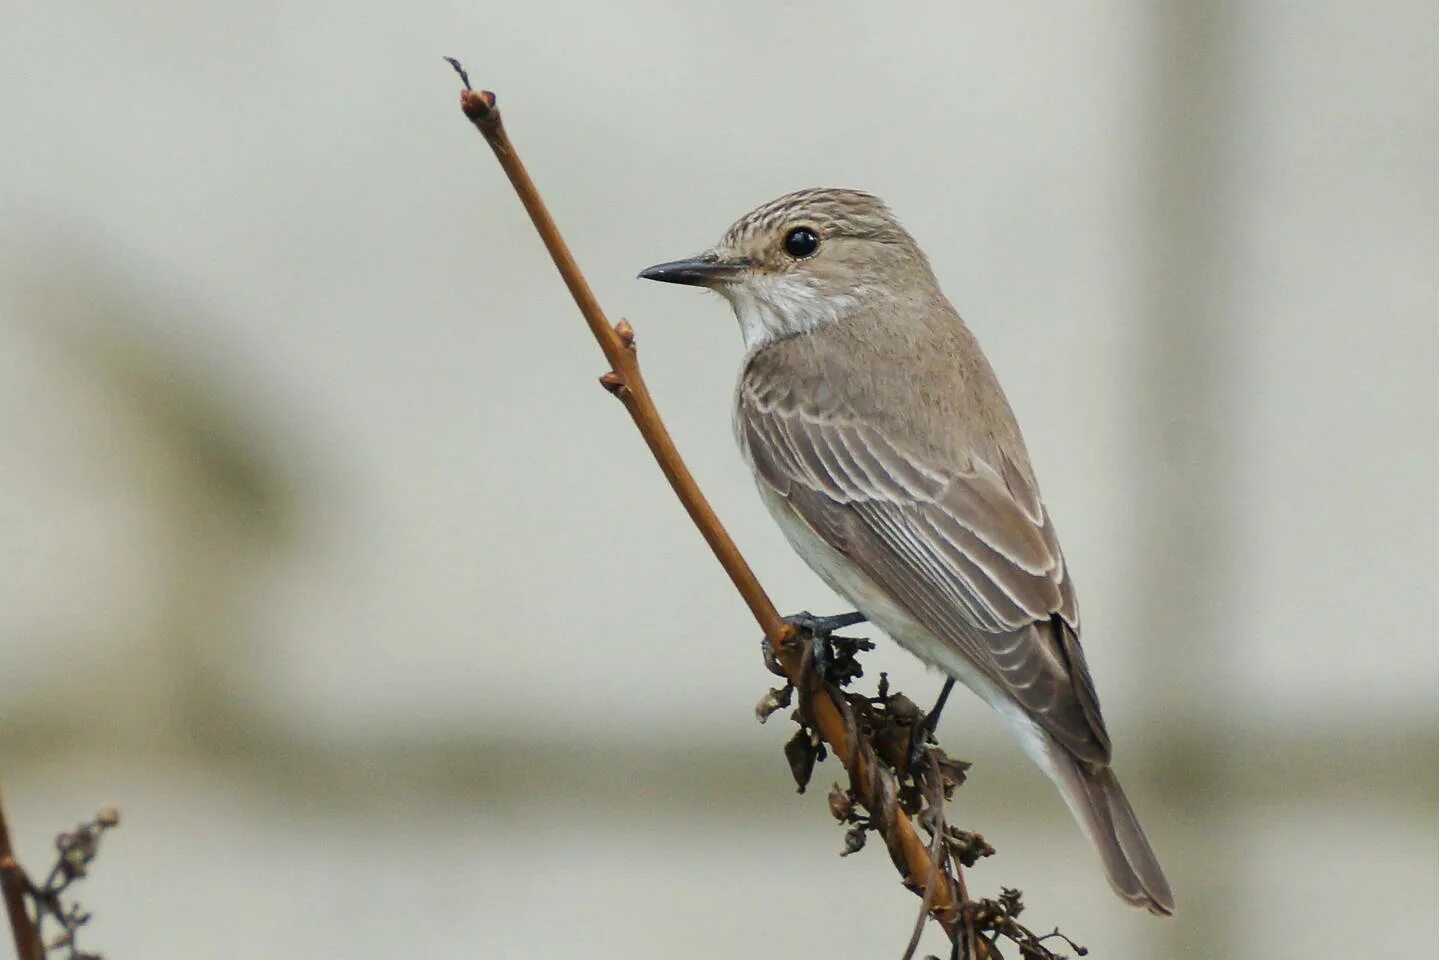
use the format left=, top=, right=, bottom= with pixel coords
left=0, top=2, right=1435, bottom=958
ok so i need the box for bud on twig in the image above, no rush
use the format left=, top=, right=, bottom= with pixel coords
left=614, top=319, right=635, bottom=348
left=598, top=371, right=630, bottom=399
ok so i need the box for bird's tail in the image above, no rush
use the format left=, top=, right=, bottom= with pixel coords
left=1046, top=744, right=1176, bottom=916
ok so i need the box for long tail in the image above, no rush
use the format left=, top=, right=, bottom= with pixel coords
left=1046, top=743, right=1176, bottom=915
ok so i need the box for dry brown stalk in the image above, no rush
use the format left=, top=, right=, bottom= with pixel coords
left=0, top=787, right=43, bottom=960
left=449, top=60, right=996, bottom=954
left=0, top=795, right=119, bottom=960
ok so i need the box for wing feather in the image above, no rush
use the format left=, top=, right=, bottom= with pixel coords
left=738, top=377, right=1110, bottom=763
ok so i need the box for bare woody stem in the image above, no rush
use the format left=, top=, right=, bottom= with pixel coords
left=450, top=64, right=982, bottom=949
left=0, top=787, right=43, bottom=960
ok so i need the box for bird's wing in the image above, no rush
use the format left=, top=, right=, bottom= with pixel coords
left=737, top=374, right=1111, bottom=764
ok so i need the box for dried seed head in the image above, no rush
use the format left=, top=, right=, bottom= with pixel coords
left=886, top=693, right=920, bottom=723
left=754, top=685, right=793, bottom=723
left=827, top=782, right=854, bottom=821
left=935, top=754, right=971, bottom=790
left=947, top=827, right=996, bottom=867
left=840, top=825, right=867, bottom=856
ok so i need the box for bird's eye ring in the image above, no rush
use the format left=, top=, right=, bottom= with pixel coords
left=783, top=226, right=820, bottom=259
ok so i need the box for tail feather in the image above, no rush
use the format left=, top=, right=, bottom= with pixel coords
left=1048, top=745, right=1176, bottom=916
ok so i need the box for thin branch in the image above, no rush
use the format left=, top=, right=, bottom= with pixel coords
left=900, top=756, right=946, bottom=960
left=447, top=60, right=974, bottom=947
left=0, top=787, right=44, bottom=960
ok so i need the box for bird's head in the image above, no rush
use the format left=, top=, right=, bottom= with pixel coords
left=639, top=188, right=933, bottom=348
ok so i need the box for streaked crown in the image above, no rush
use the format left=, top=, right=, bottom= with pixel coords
left=717, top=187, right=916, bottom=252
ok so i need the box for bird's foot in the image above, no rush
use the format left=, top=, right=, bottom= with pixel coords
left=764, top=610, right=871, bottom=686
left=785, top=610, right=868, bottom=636
left=788, top=611, right=867, bottom=685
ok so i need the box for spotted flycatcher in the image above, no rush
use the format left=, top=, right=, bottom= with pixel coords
left=639, top=188, right=1174, bottom=915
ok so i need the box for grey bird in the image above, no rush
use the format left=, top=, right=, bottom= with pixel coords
left=639, top=187, right=1175, bottom=915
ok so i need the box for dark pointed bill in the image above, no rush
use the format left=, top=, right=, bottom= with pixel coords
left=637, top=257, right=742, bottom=287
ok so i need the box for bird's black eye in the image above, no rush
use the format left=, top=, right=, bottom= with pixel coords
left=783, top=226, right=820, bottom=259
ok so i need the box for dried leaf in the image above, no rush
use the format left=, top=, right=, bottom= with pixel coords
left=935, top=753, right=971, bottom=790
left=784, top=729, right=818, bottom=792
left=840, top=825, right=867, bottom=856
left=754, top=685, right=793, bottom=723
left=885, top=693, right=920, bottom=723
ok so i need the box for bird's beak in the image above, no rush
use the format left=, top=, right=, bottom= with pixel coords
left=637, top=256, right=743, bottom=287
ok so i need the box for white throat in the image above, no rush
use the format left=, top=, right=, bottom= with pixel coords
left=720, top=274, right=860, bottom=349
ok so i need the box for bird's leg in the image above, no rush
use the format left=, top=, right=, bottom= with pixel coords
left=909, top=677, right=956, bottom=769
left=782, top=610, right=866, bottom=683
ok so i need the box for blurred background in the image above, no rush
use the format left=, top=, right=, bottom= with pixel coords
left=0, top=2, right=1434, bottom=957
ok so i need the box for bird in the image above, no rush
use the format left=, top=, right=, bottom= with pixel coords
left=638, top=187, right=1175, bottom=915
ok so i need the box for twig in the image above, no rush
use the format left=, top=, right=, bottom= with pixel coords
left=447, top=59, right=969, bottom=945
left=0, top=794, right=118, bottom=960
left=899, top=755, right=946, bottom=960
left=0, top=787, right=44, bottom=960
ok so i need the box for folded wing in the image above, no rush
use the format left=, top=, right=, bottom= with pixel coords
left=737, top=375, right=1111, bottom=764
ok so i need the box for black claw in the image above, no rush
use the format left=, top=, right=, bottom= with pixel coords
left=785, top=610, right=867, bottom=634
left=811, top=631, right=837, bottom=683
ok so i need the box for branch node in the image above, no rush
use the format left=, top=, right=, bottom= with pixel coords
left=459, top=88, right=499, bottom=124
left=597, top=370, right=630, bottom=399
